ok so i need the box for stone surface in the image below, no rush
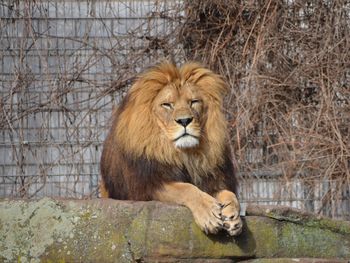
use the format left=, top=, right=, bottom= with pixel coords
left=0, top=198, right=349, bottom=262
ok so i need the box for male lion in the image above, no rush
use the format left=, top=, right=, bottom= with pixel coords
left=100, top=61, right=242, bottom=236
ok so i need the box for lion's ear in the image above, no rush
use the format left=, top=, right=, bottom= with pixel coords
left=180, top=62, right=228, bottom=101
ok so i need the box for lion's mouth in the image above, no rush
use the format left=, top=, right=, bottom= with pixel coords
left=174, top=132, right=199, bottom=148
left=174, top=132, right=198, bottom=142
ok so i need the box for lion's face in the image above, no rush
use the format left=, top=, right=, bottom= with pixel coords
left=153, top=83, right=205, bottom=149
left=115, top=62, right=228, bottom=163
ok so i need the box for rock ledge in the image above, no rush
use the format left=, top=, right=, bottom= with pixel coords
left=0, top=198, right=349, bottom=262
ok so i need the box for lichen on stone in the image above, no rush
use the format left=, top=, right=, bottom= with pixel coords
left=0, top=198, right=79, bottom=262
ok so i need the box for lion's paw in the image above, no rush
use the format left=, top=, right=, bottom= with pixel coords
left=221, top=201, right=242, bottom=236
left=191, top=193, right=223, bottom=235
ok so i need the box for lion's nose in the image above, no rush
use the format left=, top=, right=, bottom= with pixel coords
left=175, top=117, right=193, bottom=127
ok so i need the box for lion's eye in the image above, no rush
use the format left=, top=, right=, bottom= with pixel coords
left=161, top=103, right=173, bottom=110
left=190, top=99, right=200, bottom=107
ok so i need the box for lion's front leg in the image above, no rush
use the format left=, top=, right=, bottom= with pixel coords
left=154, top=182, right=223, bottom=235
left=215, top=190, right=242, bottom=236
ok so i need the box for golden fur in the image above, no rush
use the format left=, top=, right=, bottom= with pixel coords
left=100, top=61, right=242, bottom=236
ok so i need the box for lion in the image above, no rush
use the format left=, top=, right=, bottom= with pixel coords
left=100, top=61, right=242, bottom=236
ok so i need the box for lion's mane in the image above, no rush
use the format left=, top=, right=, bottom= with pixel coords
left=100, top=62, right=237, bottom=200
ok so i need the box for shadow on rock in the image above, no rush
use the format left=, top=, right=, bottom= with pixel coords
left=207, top=217, right=256, bottom=254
